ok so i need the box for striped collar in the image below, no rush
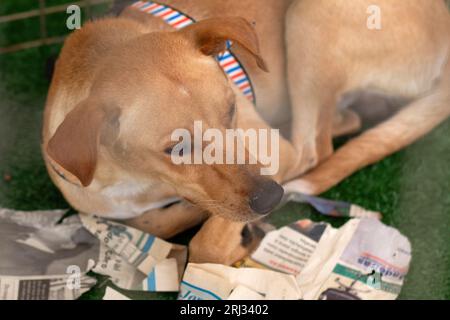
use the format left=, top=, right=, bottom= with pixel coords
left=130, top=1, right=256, bottom=103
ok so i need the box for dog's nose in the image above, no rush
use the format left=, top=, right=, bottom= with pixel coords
left=249, top=180, right=284, bottom=215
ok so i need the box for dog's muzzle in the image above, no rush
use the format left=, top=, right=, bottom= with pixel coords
left=249, top=180, right=284, bottom=215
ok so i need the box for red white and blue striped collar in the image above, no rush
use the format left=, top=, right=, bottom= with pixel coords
left=130, top=1, right=256, bottom=103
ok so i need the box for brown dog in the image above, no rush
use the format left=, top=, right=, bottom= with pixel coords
left=42, top=0, right=450, bottom=264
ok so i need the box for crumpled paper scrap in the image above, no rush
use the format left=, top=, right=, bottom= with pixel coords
left=179, top=263, right=302, bottom=300
left=182, top=218, right=411, bottom=300
left=80, top=214, right=187, bottom=292
left=0, top=208, right=187, bottom=300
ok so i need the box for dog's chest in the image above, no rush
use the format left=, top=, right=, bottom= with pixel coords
left=99, top=181, right=180, bottom=219
left=102, top=181, right=148, bottom=198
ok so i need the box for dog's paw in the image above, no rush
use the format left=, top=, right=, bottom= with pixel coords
left=189, top=234, right=250, bottom=266
left=188, top=216, right=247, bottom=265
left=294, top=140, right=323, bottom=177
left=332, top=109, right=362, bottom=137
left=188, top=217, right=274, bottom=265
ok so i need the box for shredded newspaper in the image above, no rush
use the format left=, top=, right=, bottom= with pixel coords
left=0, top=208, right=186, bottom=300
left=0, top=207, right=410, bottom=300
left=232, top=218, right=411, bottom=300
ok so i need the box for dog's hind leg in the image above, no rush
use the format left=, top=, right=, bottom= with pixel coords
left=333, top=108, right=362, bottom=138
left=285, top=61, right=450, bottom=195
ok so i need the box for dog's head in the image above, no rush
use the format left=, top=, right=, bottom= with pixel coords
left=47, top=17, right=283, bottom=221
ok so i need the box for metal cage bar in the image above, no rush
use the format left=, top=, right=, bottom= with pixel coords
left=0, top=0, right=114, bottom=54
left=1, top=0, right=450, bottom=55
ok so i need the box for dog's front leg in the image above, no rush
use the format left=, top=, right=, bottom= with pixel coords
left=124, top=201, right=209, bottom=239
left=285, top=5, right=352, bottom=177
left=189, top=215, right=266, bottom=265
left=287, top=71, right=450, bottom=195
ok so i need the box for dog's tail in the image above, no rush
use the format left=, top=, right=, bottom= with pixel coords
left=286, top=56, right=450, bottom=195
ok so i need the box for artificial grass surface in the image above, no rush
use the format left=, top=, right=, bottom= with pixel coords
left=1, top=1, right=450, bottom=300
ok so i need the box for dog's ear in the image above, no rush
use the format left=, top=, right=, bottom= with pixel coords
left=46, top=99, right=119, bottom=187
left=182, top=17, right=268, bottom=72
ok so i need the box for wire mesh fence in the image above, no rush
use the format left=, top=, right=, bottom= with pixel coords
left=1, top=0, right=450, bottom=55
left=0, top=0, right=114, bottom=54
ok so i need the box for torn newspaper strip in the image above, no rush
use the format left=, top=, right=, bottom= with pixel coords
left=0, top=208, right=187, bottom=300
left=179, top=263, right=302, bottom=300
left=0, top=273, right=96, bottom=300
left=0, top=208, right=97, bottom=300
left=80, top=214, right=186, bottom=292
left=236, top=218, right=412, bottom=300
left=282, top=182, right=382, bottom=219
left=297, top=218, right=411, bottom=300
left=102, top=287, right=131, bottom=300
